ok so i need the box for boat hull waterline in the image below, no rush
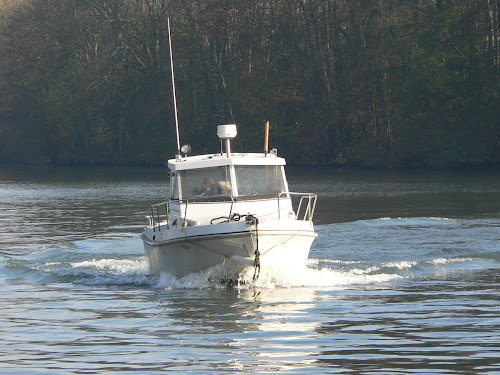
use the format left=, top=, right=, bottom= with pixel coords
left=142, top=220, right=317, bottom=278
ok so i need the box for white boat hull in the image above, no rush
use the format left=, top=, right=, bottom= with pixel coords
left=141, top=220, right=317, bottom=278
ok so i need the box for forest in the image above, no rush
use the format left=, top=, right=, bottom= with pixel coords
left=0, top=0, right=499, bottom=168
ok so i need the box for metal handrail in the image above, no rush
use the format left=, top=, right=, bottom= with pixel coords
left=182, top=195, right=235, bottom=226
left=150, top=201, right=169, bottom=232
left=148, top=192, right=317, bottom=230
left=149, top=195, right=235, bottom=230
left=278, top=192, right=318, bottom=221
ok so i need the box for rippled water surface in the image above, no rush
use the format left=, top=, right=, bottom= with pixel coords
left=1, top=165, right=499, bottom=374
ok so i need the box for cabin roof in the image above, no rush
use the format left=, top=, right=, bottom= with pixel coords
left=168, top=152, right=286, bottom=171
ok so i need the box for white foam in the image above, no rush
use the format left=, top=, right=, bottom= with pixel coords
left=355, top=217, right=456, bottom=227
left=152, top=262, right=402, bottom=290
left=72, top=258, right=149, bottom=275
left=349, top=265, right=381, bottom=275
left=59, top=255, right=405, bottom=290
left=307, top=258, right=362, bottom=266
left=253, top=265, right=401, bottom=288
left=383, top=260, right=418, bottom=269
left=65, top=258, right=151, bottom=286
left=431, top=257, right=474, bottom=265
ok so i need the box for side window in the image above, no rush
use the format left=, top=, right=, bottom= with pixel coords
left=170, top=172, right=179, bottom=199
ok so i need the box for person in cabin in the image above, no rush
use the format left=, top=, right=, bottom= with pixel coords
left=193, top=176, right=219, bottom=196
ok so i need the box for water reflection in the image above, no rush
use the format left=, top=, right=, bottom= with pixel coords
left=0, top=165, right=167, bottom=254
left=150, top=287, right=322, bottom=373
left=312, top=270, right=500, bottom=373
left=1, top=165, right=499, bottom=374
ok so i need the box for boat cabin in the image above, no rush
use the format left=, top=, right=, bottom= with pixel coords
left=166, top=153, right=294, bottom=225
left=163, top=125, right=295, bottom=225
left=169, top=153, right=288, bottom=201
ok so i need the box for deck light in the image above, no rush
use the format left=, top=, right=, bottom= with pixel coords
left=181, top=144, right=191, bottom=156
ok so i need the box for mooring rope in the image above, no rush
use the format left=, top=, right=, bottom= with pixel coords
left=209, top=213, right=261, bottom=281
left=244, top=215, right=260, bottom=281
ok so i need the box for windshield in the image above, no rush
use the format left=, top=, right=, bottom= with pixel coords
left=235, top=165, right=286, bottom=197
left=178, top=166, right=232, bottom=199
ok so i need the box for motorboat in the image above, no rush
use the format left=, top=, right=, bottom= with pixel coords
left=141, top=124, right=318, bottom=280
left=141, top=20, right=317, bottom=281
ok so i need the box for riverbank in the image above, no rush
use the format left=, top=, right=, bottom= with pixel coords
left=1, top=160, right=499, bottom=173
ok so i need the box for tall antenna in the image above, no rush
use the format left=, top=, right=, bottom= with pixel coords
left=167, top=18, right=181, bottom=155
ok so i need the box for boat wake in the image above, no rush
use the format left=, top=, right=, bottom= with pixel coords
left=2, top=252, right=478, bottom=290
left=3, top=216, right=498, bottom=290
left=4, top=250, right=405, bottom=290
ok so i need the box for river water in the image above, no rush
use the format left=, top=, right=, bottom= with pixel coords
left=1, top=165, right=499, bottom=374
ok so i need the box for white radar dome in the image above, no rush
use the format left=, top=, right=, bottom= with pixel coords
left=217, top=124, right=237, bottom=139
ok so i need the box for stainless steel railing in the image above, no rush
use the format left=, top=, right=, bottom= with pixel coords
left=148, top=195, right=235, bottom=231
left=278, top=192, right=317, bottom=221
left=148, top=192, right=317, bottom=230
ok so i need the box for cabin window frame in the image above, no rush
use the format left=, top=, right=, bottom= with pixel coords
left=172, top=166, right=233, bottom=201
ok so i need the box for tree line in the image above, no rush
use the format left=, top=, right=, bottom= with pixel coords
left=0, top=0, right=499, bottom=167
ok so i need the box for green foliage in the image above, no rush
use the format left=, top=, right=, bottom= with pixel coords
left=392, top=0, right=500, bottom=167
left=0, top=0, right=498, bottom=167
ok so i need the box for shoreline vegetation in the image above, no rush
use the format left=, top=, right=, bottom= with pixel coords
left=1, top=162, right=499, bottom=174
left=0, top=0, right=499, bottom=169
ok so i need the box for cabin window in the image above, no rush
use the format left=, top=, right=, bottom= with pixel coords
left=179, top=166, right=232, bottom=199
left=170, top=172, right=179, bottom=199
left=235, top=165, right=286, bottom=197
